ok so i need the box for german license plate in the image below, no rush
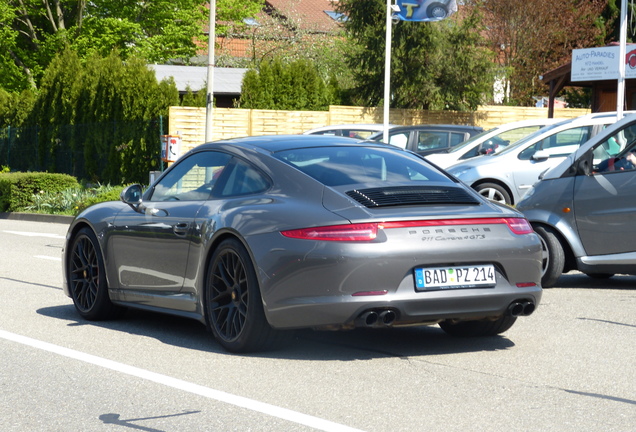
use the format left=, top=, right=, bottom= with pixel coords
left=414, top=265, right=496, bottom=290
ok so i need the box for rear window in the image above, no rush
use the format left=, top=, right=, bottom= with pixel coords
left=274, top=146, right=452, bottom=186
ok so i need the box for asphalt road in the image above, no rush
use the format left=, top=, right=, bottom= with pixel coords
left=0, top=218, right=634, bottom=432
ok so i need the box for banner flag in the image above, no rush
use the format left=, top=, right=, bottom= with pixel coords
left=394, top=0, right=458, bottom=22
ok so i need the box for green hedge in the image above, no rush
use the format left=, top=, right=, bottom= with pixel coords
left=0, top=172, right=80, bottom=212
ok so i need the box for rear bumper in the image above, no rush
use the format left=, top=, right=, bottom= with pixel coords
left=265, top=283, right=542, bottom=330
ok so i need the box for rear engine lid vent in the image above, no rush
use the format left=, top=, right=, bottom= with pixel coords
left=346, top=186, right=480, bottom=208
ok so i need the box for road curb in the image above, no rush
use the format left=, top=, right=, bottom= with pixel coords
left=0, top=212, right=74, bottom=224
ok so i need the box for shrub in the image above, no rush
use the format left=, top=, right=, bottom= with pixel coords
left=23, top=183, right=127, bottom=215
left=0, top=172, right=79, bottom=212
left=74, top=184, right=127, bottom=214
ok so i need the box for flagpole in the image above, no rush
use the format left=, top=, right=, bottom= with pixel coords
left=383, top=0, right=393, bottom=142
left=617, top=0, right=627, bottom=119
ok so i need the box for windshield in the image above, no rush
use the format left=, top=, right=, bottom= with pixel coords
left=495, top=122, right=565, bottom=156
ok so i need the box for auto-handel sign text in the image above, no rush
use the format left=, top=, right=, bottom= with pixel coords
left=571, top=46, right=636, bottom=82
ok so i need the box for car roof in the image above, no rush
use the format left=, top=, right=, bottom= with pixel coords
left=302, top=124, right=397, bottom=134
left=198, top=134, right=389, bottom=153
left=486, top=118, right=562, bottom=129
left=385, top=124, right=483, bottom=132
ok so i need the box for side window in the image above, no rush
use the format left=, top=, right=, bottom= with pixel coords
left=218, top=158, right=270, bottom=197
left=519, top=126, right=591, bottom=160
left=464, top=137, right=507, bottom=159
left=593, top=122, right=636, bottom=173
left=344, top=130, right=377, bottom=139
left=150, top=151, right=231, bottom=201
left=417, top=132, right=446, bottom=151
left=449, top=132, right=466, bottom=147
left=388, top=132, right=409, bottom=148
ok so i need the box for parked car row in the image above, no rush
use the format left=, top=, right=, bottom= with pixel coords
left=446, top=112, right=629, bottom=205
left=426, top=118, right=561, bottom=169
left=304, top=114, right=636, bottom=289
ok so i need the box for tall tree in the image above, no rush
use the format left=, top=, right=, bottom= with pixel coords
left=216, top=0, right=350, bottom=89
left=239, top=57, right=337, bottom=110
left=466, top=0, right=608, bottom=105
left=0, top=0, right=263, bottom=92
left=335, top=0, right=495, bottom=111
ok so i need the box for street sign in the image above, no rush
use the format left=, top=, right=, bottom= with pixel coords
left=394, top=0, right=457, bottom=22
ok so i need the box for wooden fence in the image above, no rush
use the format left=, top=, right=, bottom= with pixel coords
left=169, top=105, right=591, bottom=154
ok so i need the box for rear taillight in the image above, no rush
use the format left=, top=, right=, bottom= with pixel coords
left=503, top=218, right=534, bottom=235
left=281, top=223, right=379, bottom=241
left=381, top=217, right=533, bottom=234
left=281, top=217, right=533, bottom=242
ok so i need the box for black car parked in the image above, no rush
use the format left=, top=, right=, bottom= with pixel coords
left=370, top=124, right=484, bottom=156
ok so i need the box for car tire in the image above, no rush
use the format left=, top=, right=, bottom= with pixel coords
left=426, top=3, right=448, bottom=19
left=534, top=225, right=565, bottom=288
left=205, top=238, right=290, bottom=353
left=474, top=182, right=511, bottom=204
left=67, top=227, right=122, bottom=320
left=439, top=315, right=517, bottom=337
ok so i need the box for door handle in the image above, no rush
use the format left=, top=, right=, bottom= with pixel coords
left=173, top=222, right=190, bottom=236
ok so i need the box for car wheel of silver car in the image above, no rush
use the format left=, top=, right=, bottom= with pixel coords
left=533, top=225, right=565, bottom=288
left=206, top=238, right=287, bottom=353
left=474, top=182, right=511, bottom=205
left=67, top=227, right=122, bottom=320
left=439, top=315, right=517, bottom=337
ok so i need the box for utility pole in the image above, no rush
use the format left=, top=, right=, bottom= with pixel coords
left=205, top=1, right=216, bottom=142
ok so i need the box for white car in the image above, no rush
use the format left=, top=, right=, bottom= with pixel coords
left=426, top=118, right=562, bottom=169
left=446, top=112, right=632, bottom=205
left=302, top=124, right=396, bottom=140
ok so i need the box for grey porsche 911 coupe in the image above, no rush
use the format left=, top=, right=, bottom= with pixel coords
left=62, top=135, right=542, bottom=353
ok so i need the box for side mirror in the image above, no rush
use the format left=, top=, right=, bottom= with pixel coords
left=120, top=184, right=143, bottom=206
left=532, top=150, right=550, bottom=161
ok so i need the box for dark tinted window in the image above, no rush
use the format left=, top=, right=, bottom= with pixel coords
left=417, top=132, right=447, bottom=151
left=449, top=132, right=466, bottom=147
left=218, top=158, right=270, bottom=197
left=274, top=146, right=451, bottom=186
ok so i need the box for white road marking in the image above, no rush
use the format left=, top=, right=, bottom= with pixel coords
left=0, top=330, right=365, bottom=432
left=34, top=255, right=62, bottom=262
left=3, top=230, right=65, bottom=239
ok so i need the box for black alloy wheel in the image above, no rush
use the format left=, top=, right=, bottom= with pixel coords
left=206, top=238, right=287, bottom=353
left=68, top=227, right=121, bottom=320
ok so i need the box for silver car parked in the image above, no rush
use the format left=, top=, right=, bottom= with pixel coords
left=517, top=113, right=636, bottom=287
left=426, top=118, right=562, bottom=169
left=446, top=112, right=631, bottom=205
